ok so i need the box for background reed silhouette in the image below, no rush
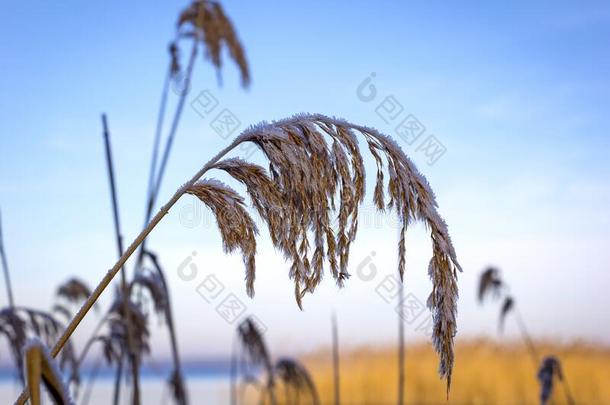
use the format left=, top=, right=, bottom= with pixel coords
left=478, top=266, right=576, bottom=405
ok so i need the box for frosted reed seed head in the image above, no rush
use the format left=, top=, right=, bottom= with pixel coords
left=187, top=113, right=460, bottom=390
left=478, top=266, right=503, bottom=303
left=186, top=179, right=258, bottom=296
left=537, top=356, right=563, bottom=405
left=24, top=338, right=73, bottom=405
left=174, top=0, right=250, bottom=87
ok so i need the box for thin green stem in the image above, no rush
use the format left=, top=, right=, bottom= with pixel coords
left=14, top=137, right=244, bottom=405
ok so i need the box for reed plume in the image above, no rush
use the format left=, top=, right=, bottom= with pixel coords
left=14, top=114, right=460, bottom=403
left=478, top=266, right=503, bottom=303
left=56, top=278, right=92, bottom=307
left=0, top=307, right=25, bottom=382
left=235, top=317, right=276, bottom=404
left=1, top=306, right=78, bottom=388
left=175, top=0, right=250, bottom=87
left=537, top=356, right=575, bottom=405
left=205, top=114, right=462, bottom=391
left=174, top=0, right=250, bottom=87
left=274, top=358, right=320, bottom=405
left=232, top=318, right=320, bottom=405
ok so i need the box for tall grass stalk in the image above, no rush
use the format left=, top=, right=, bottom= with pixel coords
left=513, top=305, right=539, bottom=366
left=137, top=42, right=198, bottom=271
left=398, top=281, right=405, bottom=405
left=0, top=209, right=15, bottom=309
left=144, top=66, right=171, bottom=226
left=101, top=114, right=141, bottom=404
left=332, top=313, right=340, bottom=405
left=146, top=41, right=198, bottom=225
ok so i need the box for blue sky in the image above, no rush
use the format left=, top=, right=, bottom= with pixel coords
left=0, top=0, right=609, bottom=361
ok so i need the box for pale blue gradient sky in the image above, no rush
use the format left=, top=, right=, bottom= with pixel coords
left=0, top=1, right=609, bottom=361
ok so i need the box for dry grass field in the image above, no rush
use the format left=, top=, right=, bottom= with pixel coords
left=301, top=339, right=610, bottom=405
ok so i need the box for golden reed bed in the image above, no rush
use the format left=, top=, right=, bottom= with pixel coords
left=299, top=339, right=610, bottom=405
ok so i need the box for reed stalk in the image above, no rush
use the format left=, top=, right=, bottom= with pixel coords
left=332, top=313, right=340, bottom=405
left=0, top=209, right=15, bottom=310
left=397, top=281, right=405, bottom=405
left=102, top=114, right=141, bottom=404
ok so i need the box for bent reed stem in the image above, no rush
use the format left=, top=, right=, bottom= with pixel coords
left=14, top=137, right=243, bottom=405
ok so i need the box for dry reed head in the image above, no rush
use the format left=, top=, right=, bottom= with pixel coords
left=107, top=292, right=151, bottom=363
left=131, top=270, right=168, bottom=319
left=188, top=113, right=460, bottom=390
left=274, top=358, right=320, bottom=405
left=478, top=266, right=503, bottom=303
left=537, top=356, right=563, bottom=405
left=1, top=307, right=78, bottom=385
left=236, top=317, right=273, bottom=376
left=173, top=0, right=250, bottom=87
left=186, top=179, right=258, bottom=295
left=56, top=278, right=92, bottom=306
left=0, top=308, right=26, bottom=379
left=24, top=338, right=72, bottom=405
